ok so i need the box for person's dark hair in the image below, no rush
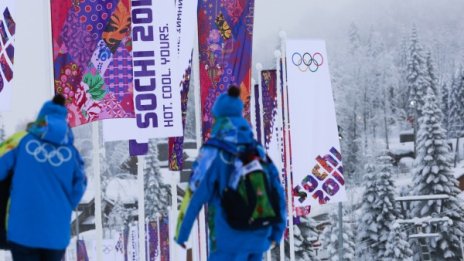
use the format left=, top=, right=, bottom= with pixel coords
left=228, top=85, right=240, bottom=97
left=52, top=94, right=66, bottom=107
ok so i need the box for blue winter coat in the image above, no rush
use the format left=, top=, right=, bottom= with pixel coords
left=176, top=116, right=287, bottom=254
left=0, top=101, right=87, bottom=250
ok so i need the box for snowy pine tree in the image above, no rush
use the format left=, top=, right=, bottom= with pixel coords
left=412, top=87, right=464, bottom=260
left=107, top=196, right=129, bottom=236
left=281, top=216, right=320, bottom=260
left=406, top=26, right=428, bottom=117
left=448, top=65, right=464, bottom=166
left=320, top=212, right=355, bottom=261
left=144, top=139, right=171, bottom=220
left=440, top=79, right=451, bottom=136
left=384, top=222, right=413, bottom=261
left=357, top=157, right=398, bottom=260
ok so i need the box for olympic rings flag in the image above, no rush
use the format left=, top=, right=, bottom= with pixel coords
left=285, top=39, right=347, bottom=211
left=103, top=0, right=184, bottom=142
left=0, top=0, right=15, bottom=112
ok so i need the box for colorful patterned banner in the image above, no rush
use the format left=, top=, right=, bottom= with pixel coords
left=260, top=70, right=277, bottom=149
left=286, top=40, right=346, bottom=210
left=77, top=239, right=89, bottom=261
left=253, top=83, right=261, bottom=144
left=0, top=0, right=15, bottom=112
left=159, top=217, right=170, bottom=261
left=148, top=221, right=159, bottom=261
left=198, top=0, right=255, bottom=141
left=168, top=58, right=192, bottom=170
left=51, top=0, right=134, bottom=127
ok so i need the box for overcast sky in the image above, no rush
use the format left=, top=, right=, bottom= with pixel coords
left=2, top=0, right=464, bottom=136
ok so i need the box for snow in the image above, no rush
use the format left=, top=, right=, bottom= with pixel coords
left=397, top=216, right=451, bottom=225
left=105, top=176, right=138, bottom=204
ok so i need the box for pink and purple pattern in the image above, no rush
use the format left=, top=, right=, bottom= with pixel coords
left=198, top=0, right=255, bottom=141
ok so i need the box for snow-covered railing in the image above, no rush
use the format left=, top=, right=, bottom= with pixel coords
left=397, top=216, right=452, bottom=225
left=409, top=233, right=440, bottom=239
left=395, top=194, right=449, bottom=202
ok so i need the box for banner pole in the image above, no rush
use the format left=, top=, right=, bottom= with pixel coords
left=256, top=63, right=265, bottom=144
left=280, top=31, right=296, bottom=261
left=137, top=156, right=147, bottom=261
left=250, top=78, right=257, bottom=138
left=92, top=122, right=104, bottom=261
left=274, top=49, right=286, bottom=261
left=192, top=25, right=204, bottom=261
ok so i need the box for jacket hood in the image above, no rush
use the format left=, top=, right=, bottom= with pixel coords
left=28, top=101, right=72, bottom=145
left=210, top=116, right=254, bottom=145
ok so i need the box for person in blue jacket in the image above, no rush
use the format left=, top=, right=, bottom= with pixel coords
left=0, top=94, right=87, bottom=261
left=175, top=86, right=287, bottom=261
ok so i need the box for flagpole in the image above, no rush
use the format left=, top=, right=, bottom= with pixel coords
left=256, top=63, right=265, bottom=145
left=193, top=25, right=205, bottom=261
left=274, top=49, right=286, bottom=261
left=279, top=30, right=296, bottom=261
left=250, top=78, right=257, bottom=139
left=137, top=156, right=147, bottom=261
left=92, top=122, right=104, bottom=261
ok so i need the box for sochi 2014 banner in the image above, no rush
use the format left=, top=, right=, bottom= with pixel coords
left=198, top=0, right=255, bottom=141
left=148, top=221, right=159, bottom=261
left=103, top=0, right=183, bottom=143
left=51, top=0, right=135, bottom=126
left=286, top=39, right=347, bottom=210
left=0, top=0, right=15, bottom=112
left=261, top=70, right=278, bottom=149
left=168, top=0, right=198, bottom=171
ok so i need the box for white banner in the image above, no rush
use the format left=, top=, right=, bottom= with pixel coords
left=286, top=39, right=347, bottom=209
left=127, top=225, right=139, bottom=261
left=0, top=0, right=15, bottom=112
left=103, top=0, right=182, bottom=142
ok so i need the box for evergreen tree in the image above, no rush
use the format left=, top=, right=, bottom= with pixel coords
left=440, top=79, right=451, bottom=136
left=384, top=222, right=413, bottom=261
left=286, top=217, right=320, bottom=260
left=320, top=212, right=355, bottom=261
left=406, top=26, right=428, bottom=117
left=448, top=65, right=464, bottom=166
left=412, top=87, right=464, bottom=260
left=107, top=196, right=129, bottom=236
left=424, top=51, right=440, bottom=96
left=144, top=139, right=171, bottom=220
left=358, top=157, right=398, bottom=260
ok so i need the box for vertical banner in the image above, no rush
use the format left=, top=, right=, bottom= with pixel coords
left=253, top=83, right=261, bottom=144
left=0, top=0, right=15, bottom=112
left=260, top=70, right=277, bottom=149
left=77, top=239, right=90, bottom=261
left=159, top=217, right=170, bottom=261
left=168, top=0, right=198, bottom=170
left=148, top=221, right=159, bottom=261
left=103, top=0, right=183, bottom=142
left=50, top=0, right=135, bottom=127
left=198, top=0, right=255, bottom=141
left=127, top=224, right=139, bottom=261
left=286, top=39, right=346, bottom=211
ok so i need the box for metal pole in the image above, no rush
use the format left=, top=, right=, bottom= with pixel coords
left=460, top=236, right=464, bottom=261
left=280, top=30, right=296, bottom=261
left=137, top=156, right=147, bottom=261
left=92, top=122, right=104, bottom=261
left=338, top=202, right=344, bottom=261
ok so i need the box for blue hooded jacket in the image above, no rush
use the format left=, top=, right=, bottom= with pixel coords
left=176, top=97, right=287, bottom=254
left=0, top=101, right=87, bottom=250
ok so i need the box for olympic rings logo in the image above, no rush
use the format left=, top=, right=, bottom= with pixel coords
left=291, top=52, right=324, bottom=72
left=25, top=140, right=72, bottom=167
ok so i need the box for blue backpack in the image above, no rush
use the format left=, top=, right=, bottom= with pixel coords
left=205, top=138, right=282, bottom=230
